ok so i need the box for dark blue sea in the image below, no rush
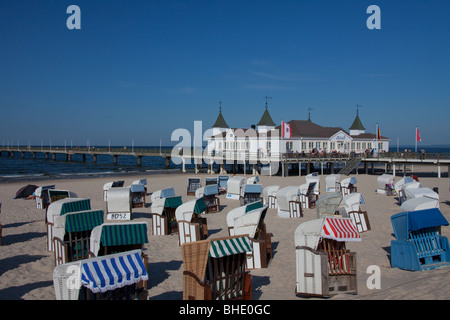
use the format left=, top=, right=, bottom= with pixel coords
left=0, top=146, right=188, bottom=183
left=1, top=145, right=449, bottom=183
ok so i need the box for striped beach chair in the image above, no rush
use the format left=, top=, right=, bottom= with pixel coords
left=295, top=216, right=361, bottom=298
left=89, top=221, right=149, bottom=257
left=46, top=198, right=91, bottom=251
left=182, top=235, right=253, bottom=300
left=53, top=249, right=148, bottom=300
left=52, top=209, right=104, bottom=266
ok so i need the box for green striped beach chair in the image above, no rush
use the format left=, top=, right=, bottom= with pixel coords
left=152, top=191, right=183, bottom=236
left=176, top=198, right=208, bottom=246
left=182, top=235, right=253, bottom=300
left=46, top=198, right=91, bottom=251
left=89, top=221, right=149, bottom=257
left=53, top=209, right=104, bottom=266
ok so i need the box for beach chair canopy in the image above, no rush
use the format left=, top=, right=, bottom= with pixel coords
left=316, top=192, right=342, bottom=217
left=295, top=216, right=362, bottom=250
left=53, top=209, right=104, bottom=241
left=112, top=181, right=125, bottom=188
left=401, top=181, right=421, bottom=194
left=227, top=176, right=245, bottom=195
left=377, top=174, right=394, bottom=190
left=204, top=185, right=219, bottom=196
left=244, top=184, right=262, bottom=194
left=218, top=175, right=229, bottom=189
left=132, top=179, right=147, bottom=186
left=205, top=177, right=218, bottom=185
left=53, top=249, right=148, bottom=299
left=246, top=176, right=259, bottom=184
left=341, top=192, right=362, bottom=212
left=391, top=208, right=449, bottom=241
left=130, top=184, right=146, bottom=193
left=226, top=201, right=263, bottom=229
left=325, top=174, right=340, bottom=191
left=107, top=187, right=131, bottom=213
left=47, top=198, right=91, bottom=224
left=341, top=177, right=357, bottom=187
left=176, top=198, right=207, bottom=222
left=405, top=187, right=439, bottom=201
left=234, top=205, right=268, bottom=238
left=90, top=222, right=149, bottom=257
left=35, top=185, right=55, bottom=197
left=262, top=185, right=279, bottom=202
left=208, top=236, right=253, bottom=258
left=276, top=186, right=300, bottom=211
left=400, top=197, right=439, bottom=212
left=160, top=188, right=176, bottom=198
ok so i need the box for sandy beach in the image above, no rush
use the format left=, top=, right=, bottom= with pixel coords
left=0, top=166, right=449, bottom=300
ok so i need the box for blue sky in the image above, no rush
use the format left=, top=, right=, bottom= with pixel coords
left=1, top=0, right=449, bottom=147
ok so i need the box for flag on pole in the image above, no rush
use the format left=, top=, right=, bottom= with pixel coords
left=376, top=123, right=381, bottom=141
left=416, top=127, right=421, bottom=142
left=282, top=121, right=291, bottom=139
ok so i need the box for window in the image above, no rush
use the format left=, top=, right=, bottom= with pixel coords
left=323, top=142, right=328, bottom=150
left=302, top=142, right=306, bottom=150
left=330, top=142, right=335, bottom=150
left=266, top=141, right=271, bottom=150
left=309, top=142, right=314, bottom=149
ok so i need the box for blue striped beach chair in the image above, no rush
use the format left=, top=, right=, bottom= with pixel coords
left=53, top=249, right=148, bottom=300
left=182, top=235, right=253, bottom=300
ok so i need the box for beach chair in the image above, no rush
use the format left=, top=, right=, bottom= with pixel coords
left=306, top=173, right=320, bottom=197
left=181, top=235, right=253, bottom=300
left=106, top=187, right=132, bottom=220
left=399, top=181, right=421, bottom=204
left=151, top=188, right=182, bottom=235
left=233, top=204, right=272, bottom=269
left=376, top=174, right=395, bottom=195
left=262, top=185, right=279, bottom=209
left=53, top=249, right=148, bottom=300
left=34, top=185, right=55, bottom=209
left=338, top=192, right=371, bottom=233
left=227, top=201, right=263, bottom=235
left=46, top=198, right=92, bottom=251
left=405, top=187, right=439, bottom=202
left=176, top=198, right=208, bottom=246
left=202, top=184, right=220, bottom=213
left=276, top=186, right=302, bottom=218
left=390, top=208, right=450, bottom=271
left=295, top=216, right=361, bottom=298
left=240, top=184, right=263, bottom=206
left=401, top=197, right=439, bottom=212
left=103, top=181, right=125, bottom=201
left=187, top=177, right=202, bottom=196
left=48, top=189, right=76, bottom=204
left=205, top=177, right=218, bottom=186
left=299, top=182, right=318, bottom=209
left=325, top=174, right=341, bottom=193
left=89, top=221, right=149, bottom=257
left=393, top=176, right=413, bottom=197
left=226, top=176, right=245, bottom=200
left=52, top=209, right=104, bottom=266
left=218, top=175, right=229, bottom=194
left=316, top=192, right=342, bottom=218
left=340, top=177, right=357, bottom=196
left=130, top=184, right=146, bottom=208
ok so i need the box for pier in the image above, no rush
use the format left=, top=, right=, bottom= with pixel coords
left=1, top=147, right=449, bottom=178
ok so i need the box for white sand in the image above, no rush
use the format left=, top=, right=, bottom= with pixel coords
left=0, top=166, right=449, bottom=300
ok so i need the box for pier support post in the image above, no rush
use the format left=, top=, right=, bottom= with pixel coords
left=93, top=154, right=97, bottom=163
left=113, top=155, right=118, bottom=164
left=392, top=163, right=396, bottom=177
left=165, top=157, right=170, bottom=169
left=182, top=157, right=186, bottom=173
left=438, top=165, right=441, bottom=178
left=33, top=152, right=37, bottom=159
left=137, top=156, right=142, bottom=166
left=52, top=153, right=56, bottom=160
left=82, top=154, right=86, bottom=162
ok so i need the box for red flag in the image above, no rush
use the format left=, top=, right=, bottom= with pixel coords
left=282, top=121, right=291, bottom=138
left=377, top=124, right=381, bottom=141
left=416, top=127, right=421, bottom=142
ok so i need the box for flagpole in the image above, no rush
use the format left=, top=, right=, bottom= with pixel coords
left=415, top=126, right=418, bottom=153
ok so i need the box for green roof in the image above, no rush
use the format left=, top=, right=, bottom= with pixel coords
left=349, top=114, right=365, bottom=130
left=212, top=110, right=229, bottom=128
left=257, top=108, right=276, bottom=127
